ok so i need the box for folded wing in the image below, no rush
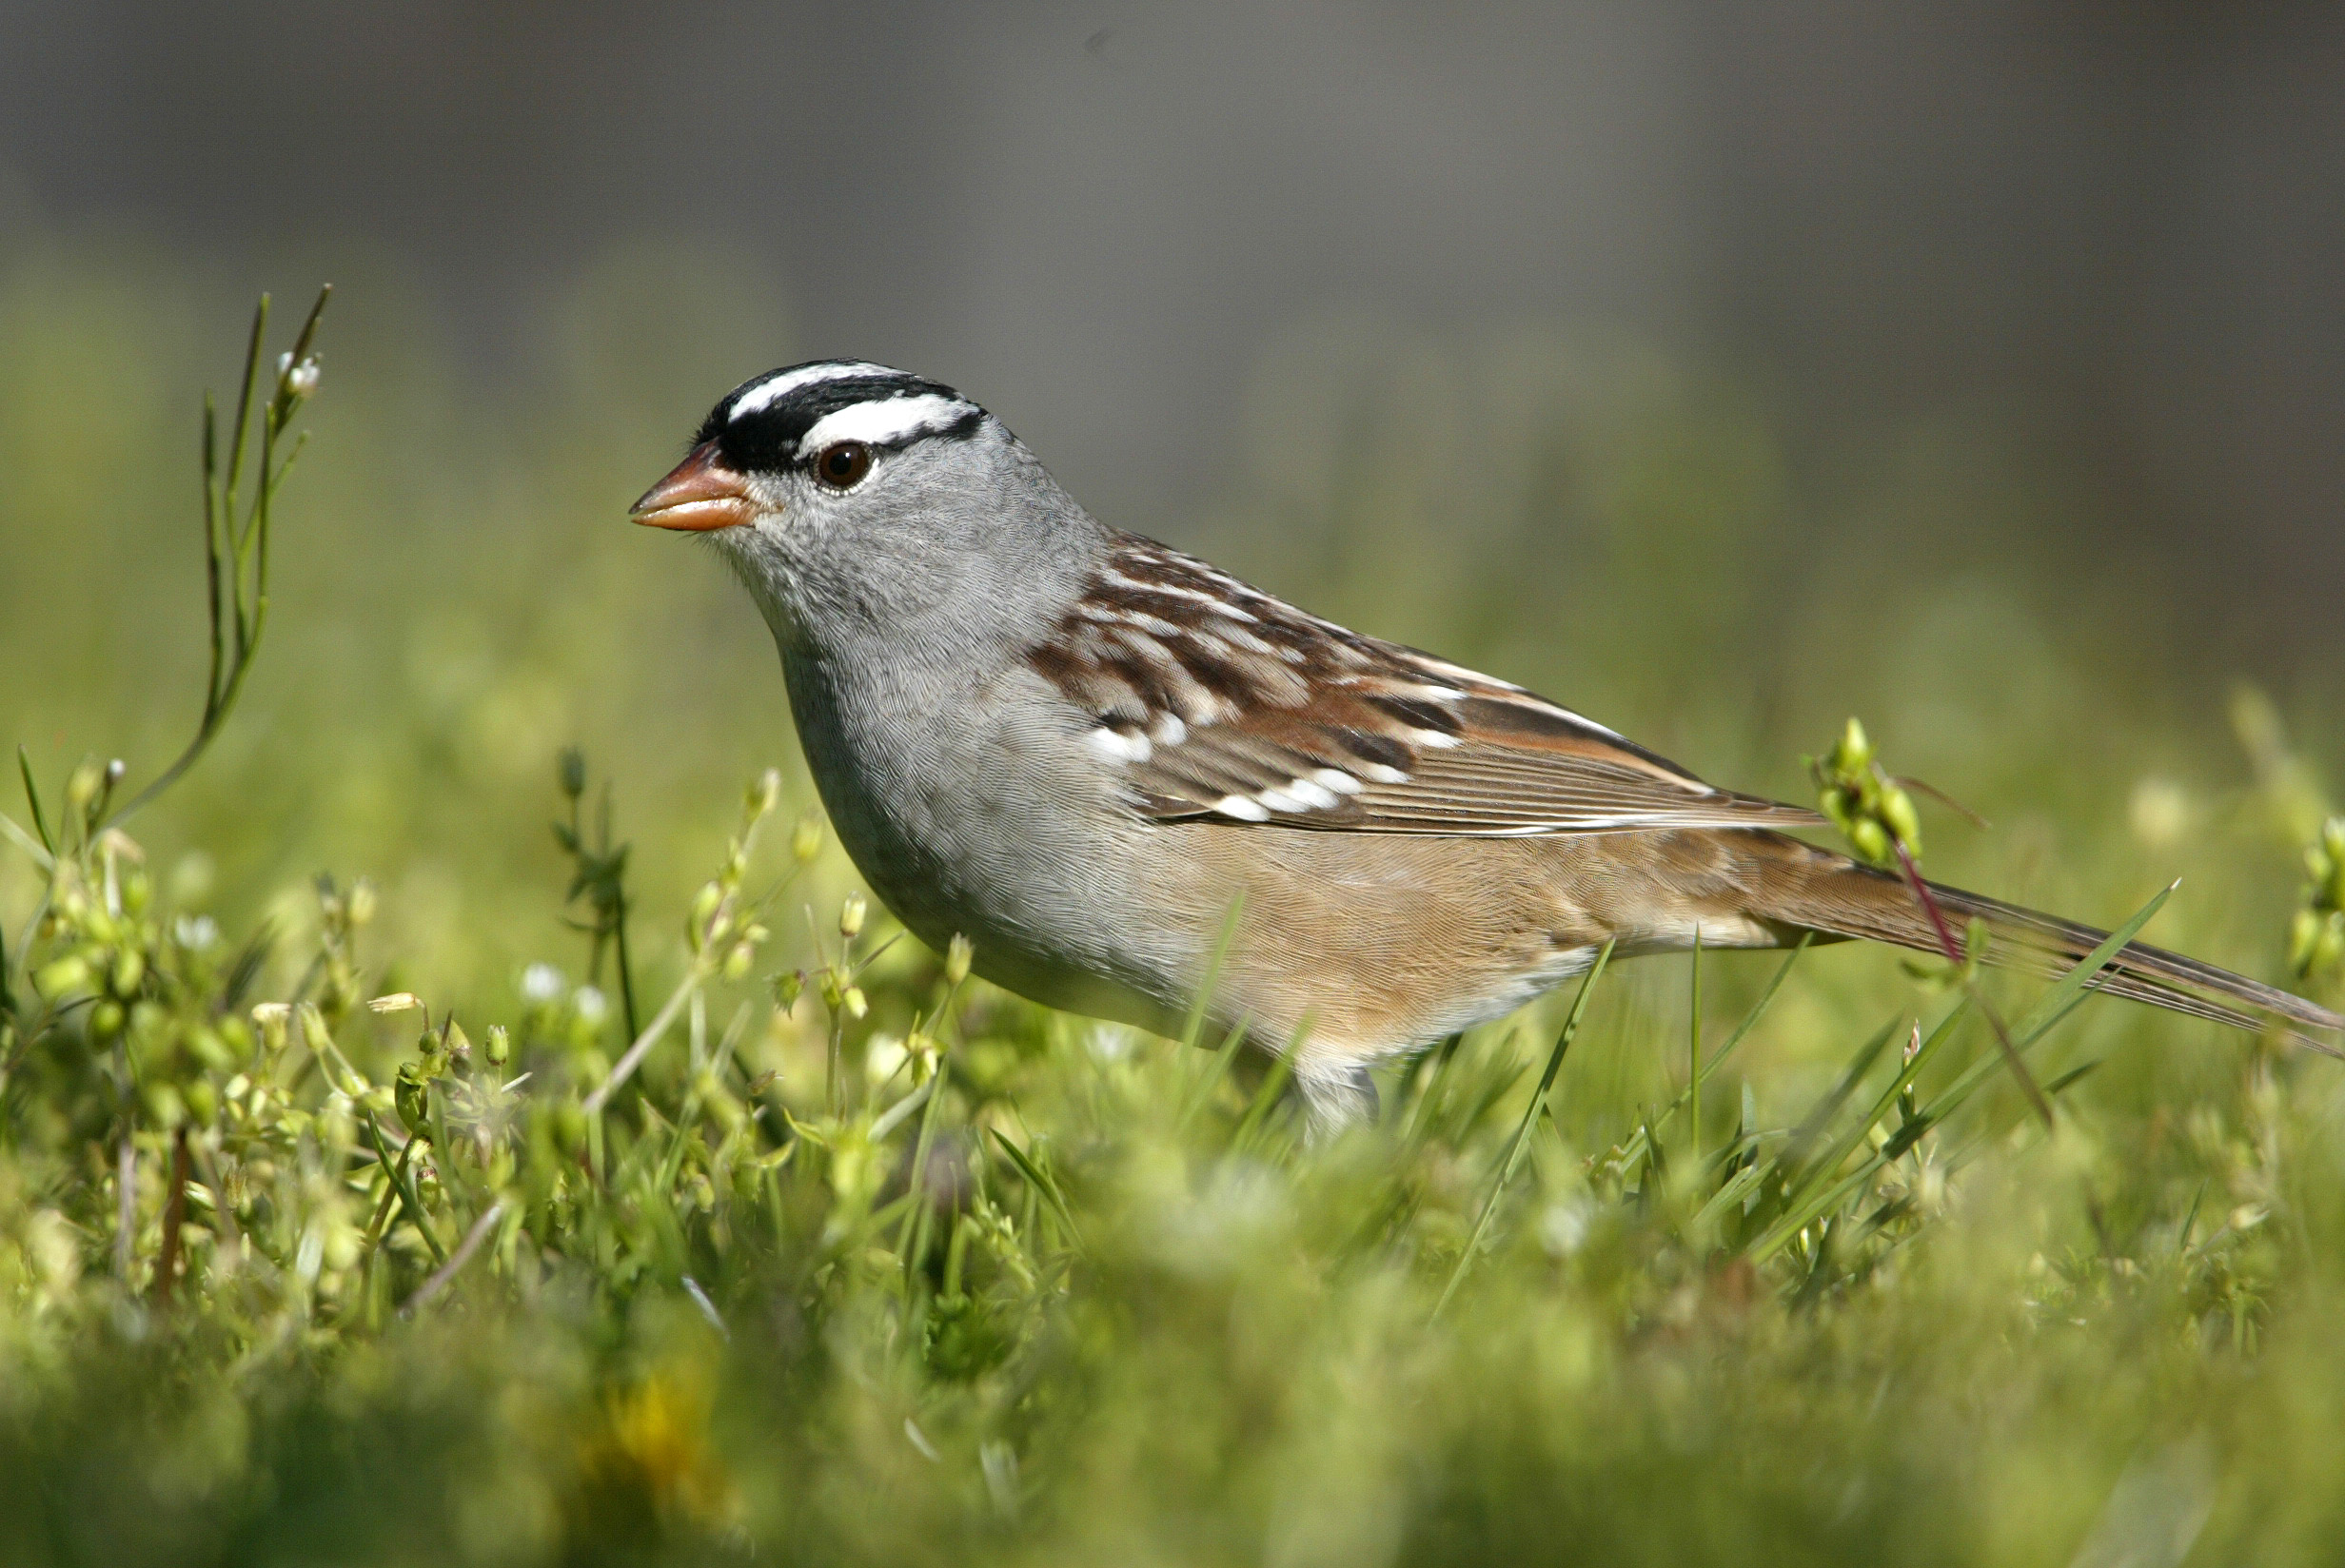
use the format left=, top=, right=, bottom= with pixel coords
left=1029, top=535, right=1825, bottom=837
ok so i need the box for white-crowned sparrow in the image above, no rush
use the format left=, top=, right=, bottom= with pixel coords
left=633, top=360, right=2342, bottom=1127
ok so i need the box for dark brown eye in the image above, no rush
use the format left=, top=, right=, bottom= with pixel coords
left=813, top=441, right=873, bottom=489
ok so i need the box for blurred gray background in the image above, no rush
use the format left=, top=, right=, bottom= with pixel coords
left=5, top=0, right=2339, bottom=645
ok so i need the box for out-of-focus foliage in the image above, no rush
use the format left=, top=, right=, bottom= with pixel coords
left=6, top=249, right=2345, bottom=1566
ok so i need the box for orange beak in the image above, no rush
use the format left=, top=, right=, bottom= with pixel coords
left=630, top=441, right=758, bottom=532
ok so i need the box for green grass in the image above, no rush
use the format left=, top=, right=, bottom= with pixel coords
left=5, top=258, right=2345, bottom=1566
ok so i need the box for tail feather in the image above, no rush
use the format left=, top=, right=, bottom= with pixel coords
left=1741, top=834, right=2345, bottom=1053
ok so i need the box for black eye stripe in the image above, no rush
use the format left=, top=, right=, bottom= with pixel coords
left=699, top=364, right=979, bottom=475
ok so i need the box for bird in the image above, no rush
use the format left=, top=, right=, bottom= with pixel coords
left=632, top=359, right=2342, bottom=1130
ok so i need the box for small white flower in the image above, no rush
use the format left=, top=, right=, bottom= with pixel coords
left=1538, top=1198, right=1593, bottom=1258
left=2128, top=776, right=2192, bottom=848
left=864, top=1034, right=907, bottom=1085
left=277, top=350, right=321, bottom=398
left=173, top=914, right=220, bottom=951
left=572, top=986, right=608, bottom=1025
left=295, top=1224, right=324, bottom=1284
left=521, top=963, right=565, bottom=1003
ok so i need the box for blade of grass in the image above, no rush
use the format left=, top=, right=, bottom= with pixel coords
left=1615, top=934, right=1813, bottom=1173
left=1399, top=1032, right=1472, bottom=1151
left=1433, top=939, right=1615, bottom=1322
left=897, top=1051, right=957, bottom=1281
left=1779, top=1001, right=1968, bottom=1214
left=989, top=1128, right=1082, bottom=1253
left=1922, top=883, right=2175, bottom=1119
left=0, top=811, right=53, bottom=873
left=1892, top=839, right=2053, bottom=1129
left=1688, top=929, right=1703, bottom=1170
left=15, top=748, right=53, bottom=855
left=1174, top=902, right=1245, bottom=1133
left=1230, top=1031, right=1297, bottom=1156
left=1749, top=886, right=2175, bottom=1261
left=1761, top=1013, right=1905, bottom=1214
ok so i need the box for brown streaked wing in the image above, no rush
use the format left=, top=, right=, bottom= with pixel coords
left=1031, top=536, right=1829, bottom=837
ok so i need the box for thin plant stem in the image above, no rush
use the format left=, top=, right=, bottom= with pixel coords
left=1688, top=929, right=1703, bottom=1171
left=584, top=968, right=701, bottom=1116
left=1434, top=939, right=1615, bottom=1322
left=108, top=286, right=330, bottom=830
left=1890, top=839, right=2053, bottom=1129
left=399, top=1203, right=507, bottom=1317
left=153, top=1128, right=189, bottom=1303
left=361, top=1115, right=447, bottom=1264
left=114, top=1125, right=136, bottom=1283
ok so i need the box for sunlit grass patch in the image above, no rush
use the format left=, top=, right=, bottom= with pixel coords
left=5, top=285, right=2345, bottom=1566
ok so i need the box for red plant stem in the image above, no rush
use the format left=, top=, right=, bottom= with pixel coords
left=154, top=1127, right=190, bottom=1303
left=1891, top=840, right=2055, bottom=1129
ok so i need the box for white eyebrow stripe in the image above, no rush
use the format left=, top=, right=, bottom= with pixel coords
left=794, top=395, right=978, bottom=455
left=729, top=363, right=897, bottom=421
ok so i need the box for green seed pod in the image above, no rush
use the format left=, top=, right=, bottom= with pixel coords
left=691, top=881, right=722, bottom=927
left=723, top=942, right=755, bottom=982
left=747, top=768, right=781, bottom=818
left=792, top=817, right=823, bottom=864
left=188, top=1027, right=235, bottom=1072
left=89, top=1001, right=125, bottom=1040
left=1881, top=789, right=1922, bottom=857
left=842, top=986, right=869, bottom=1020
left=839, top=894, right=867, bottom=941
left=484, top=1024, right=511, bottom=1067
left=347, top=879, right=377, bottom=929
left=35, top=955, right=91, bottom=998
left=2315, top=913, right=2345, bottom=978
left=65, top=760, right=102, bottom=813
left=1849, top=819, right=1892, bottom=867
left=2292, top=909, right=2322, bottom=973
left=945, top=934, right=974, bottom=986
left=183, top=1078, right=219, bottom=1127
left=111, top=948, right=147, bottom=996
left=558, top=747, right=587, bottom=799
left=550, top=1099, right=588, bottom=1156
left=443, top=1020, right=472, bottom=1067
left=142, top=1081, right=186, bottom=1128
left=395, top=1063, right=433, bottom=1141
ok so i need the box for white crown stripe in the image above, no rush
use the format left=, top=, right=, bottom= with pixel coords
left=795, top=395, right=978, bottom=456
left=728, top=362, right=897, bottom=421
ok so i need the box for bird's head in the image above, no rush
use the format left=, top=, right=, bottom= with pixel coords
left=633, top=361, right=1103, bottom=657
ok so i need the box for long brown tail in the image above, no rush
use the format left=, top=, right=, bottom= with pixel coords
left=1738, top=833, right=2345, bottom=1051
